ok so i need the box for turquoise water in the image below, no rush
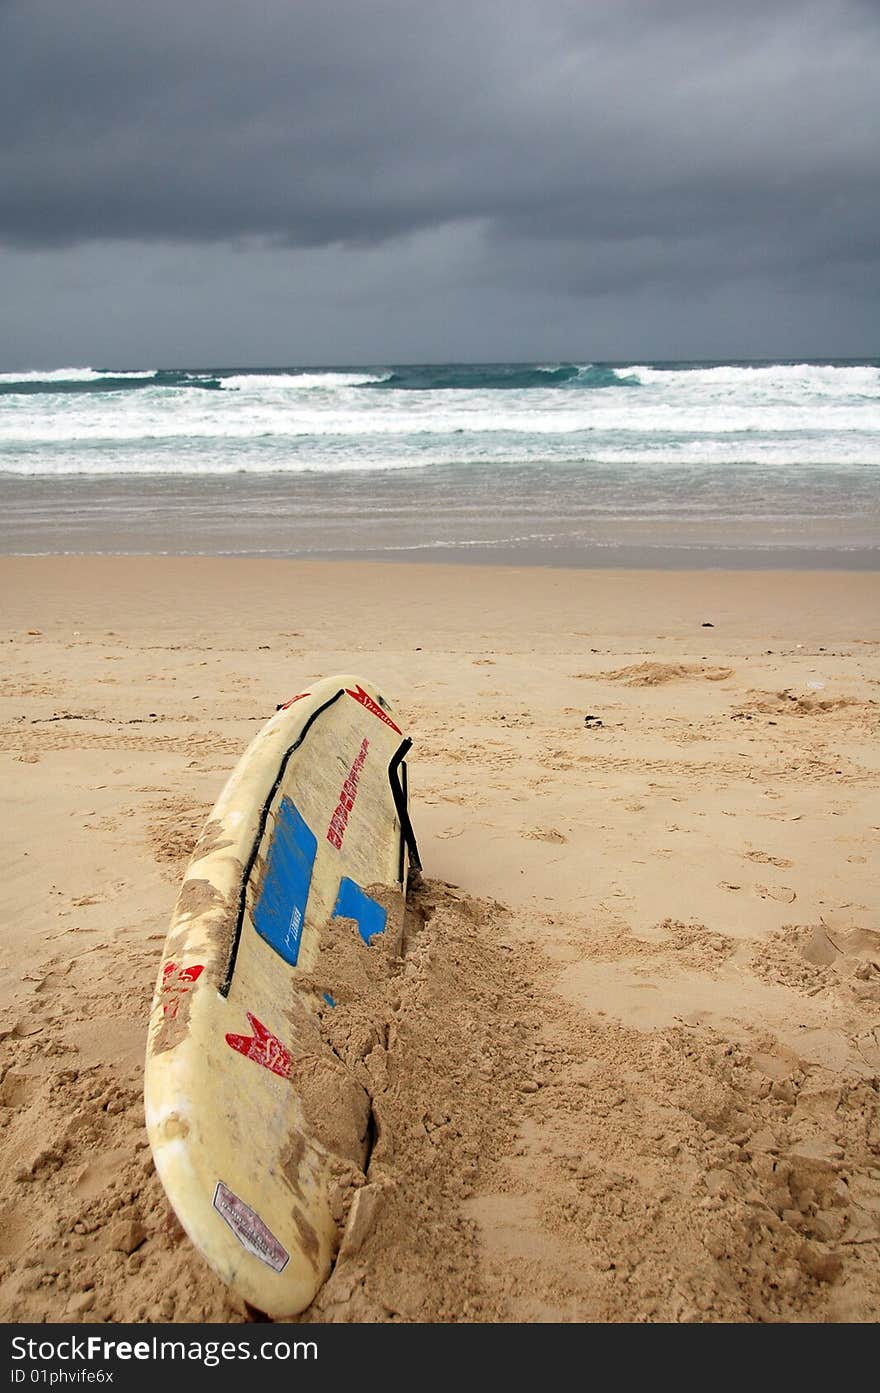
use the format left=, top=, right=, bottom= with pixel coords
left=1, top=360, right=878, bottom=564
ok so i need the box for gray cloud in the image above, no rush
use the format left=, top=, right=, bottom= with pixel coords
left=1, top=0, right=878, bottom=360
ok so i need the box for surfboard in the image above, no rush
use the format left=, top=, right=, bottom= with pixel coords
left=143, top=674, right=420, bottom=1317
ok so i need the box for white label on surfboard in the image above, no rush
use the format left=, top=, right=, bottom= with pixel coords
left=212, top=1181, right=290, bottom=1272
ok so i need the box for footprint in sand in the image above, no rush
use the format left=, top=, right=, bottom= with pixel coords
left=744, top=850, right=794, bottom=869
left=756, top=885, right=797, bottom=904
left=855, top=1028, right=880, bottom=1069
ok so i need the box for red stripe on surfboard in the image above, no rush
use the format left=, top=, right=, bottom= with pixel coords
left=326, top=736, right=369, bottom=850
left=278, top=691, right=311, bottom=710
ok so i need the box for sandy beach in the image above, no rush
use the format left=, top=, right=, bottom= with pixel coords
left=1, top=554, right=879, bottom=1323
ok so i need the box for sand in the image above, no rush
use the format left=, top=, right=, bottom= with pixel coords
left=1, top=555, right=878, bottom=1324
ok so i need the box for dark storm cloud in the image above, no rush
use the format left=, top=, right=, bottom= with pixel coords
left=1, top=0, right=879, bottom=300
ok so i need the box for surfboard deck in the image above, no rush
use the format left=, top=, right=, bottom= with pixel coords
left=143, top=674, right=418, bottom=1317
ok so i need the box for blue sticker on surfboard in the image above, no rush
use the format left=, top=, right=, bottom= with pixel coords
left=253, top=797, right=317, bottom=967
left=333, top=877, right=387, bottom=945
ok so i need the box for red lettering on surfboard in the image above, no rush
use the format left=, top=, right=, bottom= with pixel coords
left=160, top=962, right=204, bottom=1019
left=326, top=736, right=369, bottom=850
left=225, top=1012, right=293, bottom=1080
left=345, top=684, right=402, bottom=734
left=279, top=691, right=310, bottom=710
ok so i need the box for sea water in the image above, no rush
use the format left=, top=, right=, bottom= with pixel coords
left=1, top=361, right=878, bottom=565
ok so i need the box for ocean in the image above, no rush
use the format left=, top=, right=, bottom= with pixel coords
left=1, top=360, right=878, bottom=567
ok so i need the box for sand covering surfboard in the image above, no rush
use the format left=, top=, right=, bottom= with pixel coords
left=143, top=674, right=419, bottom=1317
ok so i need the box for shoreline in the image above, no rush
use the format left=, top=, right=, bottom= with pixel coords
left=4, top=546, right=880, bottom=571
left=3, top=545, right=880, bottom=572
left=3, top=468, right=877, bottom=572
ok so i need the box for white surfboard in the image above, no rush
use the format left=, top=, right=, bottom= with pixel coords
left=143, top=674, right=419, bottom=1317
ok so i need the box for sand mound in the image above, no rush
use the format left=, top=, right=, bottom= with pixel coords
left=740, top=690, right=876, bottom=719
left=602, top=662, right=734, bottom=686
left=301, top=879, right=532, bottom=1322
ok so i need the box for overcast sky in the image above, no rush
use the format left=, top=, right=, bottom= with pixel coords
left=1, top=0, right=878, bottom=366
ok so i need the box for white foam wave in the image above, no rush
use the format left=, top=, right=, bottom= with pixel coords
left=2, top=431, right=878, bottom=476
left=619, top=363, right=880, bottom=395
left=581, top=439, right=880, bottom=467
left=0, top=452, right=431, bottom=477
left=219, top=371, right=388, bottom=390
left=1, top=359, right=877, bottom=478
left=0, top=367, right=156, bottom=384
left=2, top=393, right=876, bottom=443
